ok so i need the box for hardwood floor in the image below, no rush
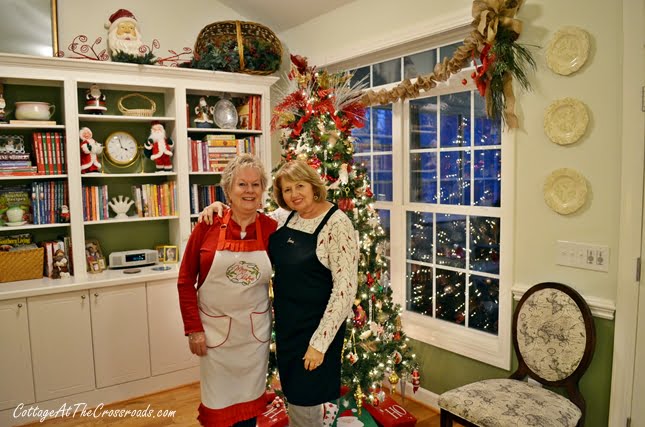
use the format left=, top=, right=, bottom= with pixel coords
left=26, top=382, right=446, bottom=426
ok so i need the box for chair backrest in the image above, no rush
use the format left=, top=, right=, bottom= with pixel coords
left=511, top=282, right=595, bottom=413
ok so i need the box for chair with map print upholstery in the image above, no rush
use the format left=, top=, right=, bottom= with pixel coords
left=438, top=282, right=596, bottom=427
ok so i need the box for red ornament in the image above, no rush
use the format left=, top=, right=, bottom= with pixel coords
left=412, top=368, right=421, bottom=393
left=365, top=187, right=373, bottom=198
left=353, top=305, right=367, bottom=328
left=338, top=197, right=355, bottom=212
left=461, top=78, right=468, bottom=85
left=366, top=272, right=375, bottom=287
left=393, top=331, right=401, bottom=341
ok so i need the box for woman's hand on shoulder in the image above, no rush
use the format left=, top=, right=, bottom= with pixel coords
left=198, top=201, right=228, bottom=224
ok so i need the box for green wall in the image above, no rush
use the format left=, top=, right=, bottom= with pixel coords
left=410, top=316, right=614, bottom=427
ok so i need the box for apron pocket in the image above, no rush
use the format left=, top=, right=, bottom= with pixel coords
left=250, top=307, right=271, bottom=343
left=200, top=311, right=231, bottom=348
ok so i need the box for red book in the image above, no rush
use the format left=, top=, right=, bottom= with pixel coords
left=54, top=133, right=62, bottom=174
left=33, top=132, right=44, bottom=174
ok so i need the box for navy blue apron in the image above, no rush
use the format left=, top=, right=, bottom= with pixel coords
left=268, top=206, right=346, bottom=406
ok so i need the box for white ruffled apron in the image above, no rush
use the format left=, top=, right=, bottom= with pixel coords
left=197, top=213, right=272, bottom=411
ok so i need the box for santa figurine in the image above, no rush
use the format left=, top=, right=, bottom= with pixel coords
left=84, top=84, right=107, bottom=114
left=144, top=122, right=174, bottom=171
left=80, top=127, right=102, bottom=173
left=105, top=9, right=145, bottom=59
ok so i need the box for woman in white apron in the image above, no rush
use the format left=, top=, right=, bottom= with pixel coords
left=178, top=155, right=277, bottom=427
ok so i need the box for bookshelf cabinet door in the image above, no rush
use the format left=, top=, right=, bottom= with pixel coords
left=28, top=290, right=95, bottom=401
left=91, top=283, right=151, bottom=388
left=147, top=279, right=199, bottom=375
left=0, top=298, right=34, bottom=410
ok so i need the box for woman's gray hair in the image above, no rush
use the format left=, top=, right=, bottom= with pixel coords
left=220, top=154, right=268, bottom=203
left=273, top=160, right=327, bottom=210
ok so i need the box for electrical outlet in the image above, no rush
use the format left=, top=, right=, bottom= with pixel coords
left=556, top=241, right=609, bottom=272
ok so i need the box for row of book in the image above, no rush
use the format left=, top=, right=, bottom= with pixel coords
left=131, top=182, right=177, bottom=218
left=190, top=184, right=225, bottom=215
left=31, top=181, right=69, bottom=225
left=189, top=135, right=257, bottom=172
left=32, top=132, right=66, bottom=175
left=82, top=182, right=178, bottom=221
left=238, top=95, right=262, bottom=131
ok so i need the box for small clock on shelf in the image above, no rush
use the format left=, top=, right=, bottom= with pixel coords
left=104, top=131, right=139, bottom=166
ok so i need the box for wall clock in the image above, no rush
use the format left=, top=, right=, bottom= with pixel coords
left=104, top=131, right=139, bottom=166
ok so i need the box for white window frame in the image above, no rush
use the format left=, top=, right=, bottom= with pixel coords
left=329, top=29, right=514, bottom=370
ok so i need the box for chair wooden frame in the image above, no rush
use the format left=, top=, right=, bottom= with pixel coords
left=440, top=282, right=596, bottom=427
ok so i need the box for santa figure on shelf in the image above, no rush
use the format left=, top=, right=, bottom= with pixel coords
left=105, top=9, right=144, bottom=58
left=80, top=127, right=102, bottom=173
left=84, top=84, right=107, bottom=114
left=144, top=122, right=174, bottom=171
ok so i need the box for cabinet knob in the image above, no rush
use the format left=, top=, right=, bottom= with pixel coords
left=81, top=295, right=86, bottom=300
left=17, top=303, right=23, bottom=308
left=94, top=293, right=99, bottom=298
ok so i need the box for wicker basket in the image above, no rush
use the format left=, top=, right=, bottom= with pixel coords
left=118, top=93, right=157, bottom=117
left=194, top=20, right=282, bottom=75
left=0, top=247, right=44, bottom=283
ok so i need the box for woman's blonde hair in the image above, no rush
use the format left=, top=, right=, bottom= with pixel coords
left=220, top=154, right=268, bottom=203
left=273, top=160, right=327, bottom=210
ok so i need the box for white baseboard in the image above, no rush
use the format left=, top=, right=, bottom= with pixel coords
left=382, top=380, right=440, bottom=411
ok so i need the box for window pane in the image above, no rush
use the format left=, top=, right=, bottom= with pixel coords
left=410, top=152, right=437, bottom=203
left=439, top=41, right=462, bottom=63
left=469, top=216, right=500, bottom=274
left=373, top=154, right=392, bottom=202
left=350, top=66, right=370, bottom=88
left=410, top=97, right=438, bottom=149
left=435, top=214, right=466, bottom=269
left=406, top=263, right=433, bottom=316
left=473, top=149, right=501, bottom=207
left=373, top=58, right=401, bottom=86
left=356, top=155, right=371, bottom=183
left=352, top=107, right=371, bottom=154
left=404, top=49, right=437, bottom=78
left=435, top=268, right=465, bottom=324
left=407, top=211, right=433, bottom=263
left=373, top=105, right=392, bottom=151
left=474, top=94, right=501, bottom=146
left=468, top=275, right=499, bottom=334
left=440, top=150, right=471, bottom=205
left=440, top=92, right=471, bottom=148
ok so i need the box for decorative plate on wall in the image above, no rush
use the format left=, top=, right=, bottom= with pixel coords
left=543, top=168, right=588, bottom=215
left=546, top=26, right=590, bottom=76
left=544, top=98, right=589, bottom=145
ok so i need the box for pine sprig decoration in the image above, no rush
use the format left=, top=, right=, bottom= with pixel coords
left=110, top=50, right=156, bottom=65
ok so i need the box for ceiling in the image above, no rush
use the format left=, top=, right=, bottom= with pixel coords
left=216, top=0, right=359, bottom=33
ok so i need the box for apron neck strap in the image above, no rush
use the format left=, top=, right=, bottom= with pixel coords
left=217, top=210, right=264, bottom=251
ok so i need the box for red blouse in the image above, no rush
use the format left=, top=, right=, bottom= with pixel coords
left=177, top=213, right=277, bottom=335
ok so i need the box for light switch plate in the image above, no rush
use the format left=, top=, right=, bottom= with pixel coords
left=556, top=240, right=609, bottom=272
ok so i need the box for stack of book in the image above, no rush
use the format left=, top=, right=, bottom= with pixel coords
left=189, top=134, right=257, bottom=172
left=0, top=135, right=37, bottom=175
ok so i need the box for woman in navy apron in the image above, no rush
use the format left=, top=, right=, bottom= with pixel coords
left=268, top=160, right=359, bottom=427
left=178, top=155, right=277, bottom=427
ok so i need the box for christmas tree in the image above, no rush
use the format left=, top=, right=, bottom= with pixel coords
left=268, top=55, right=418, bottom=406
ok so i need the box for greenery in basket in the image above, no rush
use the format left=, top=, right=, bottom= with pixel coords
left=185, top=39, right=280, bottom=73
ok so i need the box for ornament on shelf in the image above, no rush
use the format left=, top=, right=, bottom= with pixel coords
left=79, top=126, right=103, bottom=173
left=108, top=195, right=135, bottom=219
left=59, top=205, right=70, bottom=222
left=0, top=93, right=6, bottom=123
left=212, top=96, right=238, bottom=129
left=84, top=84, right=107, bottom=114
left=144, top=122, right=174, bottom=171
left=194, top=97, right=214, bottom=128
left=411, top=368, right=421, bottom=393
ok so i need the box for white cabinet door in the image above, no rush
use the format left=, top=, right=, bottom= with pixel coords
left=147, top=279, right=199, bottom=375
left=29, top=290, right=94, bottom=401
left=0, top=298, right=34, bottom=410
left=91, top=283, right=150, bottom=388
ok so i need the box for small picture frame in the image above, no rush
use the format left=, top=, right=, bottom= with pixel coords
left=85, top=239, right=106, bottom=273
left=0, top=135, right=26, bottom=153
left=156, top=244, right=178, bottom=264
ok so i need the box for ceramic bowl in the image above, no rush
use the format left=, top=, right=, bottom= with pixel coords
left=15, top=101, right=55, bottom=121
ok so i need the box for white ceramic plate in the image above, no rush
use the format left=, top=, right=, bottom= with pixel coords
left=544, top=98, right=589, bottom=145
left=543, top=168, right=588, bottom=215
left=546, top=26, right=590, bottom=75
